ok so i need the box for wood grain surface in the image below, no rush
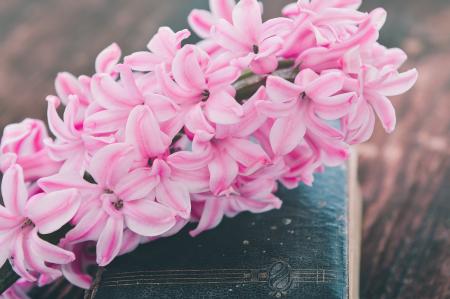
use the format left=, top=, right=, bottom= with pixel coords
left=0, top=1, right=448, bottom=298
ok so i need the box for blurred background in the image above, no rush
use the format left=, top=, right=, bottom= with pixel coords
left=0, top=0, right=448, bottom=298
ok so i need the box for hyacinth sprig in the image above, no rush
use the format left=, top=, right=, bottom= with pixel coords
left=0, top=0, right=417, bottom=295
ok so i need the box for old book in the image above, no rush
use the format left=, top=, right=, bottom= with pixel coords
left=86, top=153, right=361, bottom=299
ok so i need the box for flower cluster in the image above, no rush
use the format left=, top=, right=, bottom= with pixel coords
left=0, top=0, right=417, bottom=294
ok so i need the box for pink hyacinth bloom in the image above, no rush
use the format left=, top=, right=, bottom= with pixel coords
left=85, top=64, right=179, bottom=137
left=188, top=0, right=235, bottom=39
left=43, top=143, right=177, bottom=266
left=0, top=119, right=61, bottom=181
left=0, top=165, right=79, bottom=282
left=190, top=176, right=281, bottom=237
left=211, top=0, right=292, bottom=74
left=258, top=69, right=355, bottom=158
left=156, top=45, right=243, bottom=130
left=124, top=106, right=194, bottom=218
left=124, top=27, right=190, bottom=72
left=45, top=96, right=114, bottom=175
left=168, top=87, right=271, bottom=196
left=341, top=46, right=418, bottom=143
left=60, top=242, right=96, bottom=289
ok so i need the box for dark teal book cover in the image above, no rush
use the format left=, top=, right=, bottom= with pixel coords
left=87, top=158, right=361, bottom=299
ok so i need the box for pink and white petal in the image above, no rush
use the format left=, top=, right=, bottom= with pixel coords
left=88, top=143, right=134, bottom=188
left=26, top=189, right=80, bottom=234
left=184, top=104, right=216, bottom=141
left=54, top=72, right=83, bottom=105
left=170, top=167, right=210, bottom=193
left=270, top=114, right=307, bottom=156
left=188, top=9, right=215, bottom=38
left=368, top=92, right=396, bottom=133
left=155, top=65, right=199, bottom=102
left=211, top=19, right=249, bottom=53
left=61, top=258, right=92, bottom=289
left=256, top=99, right=297, bottom=118
left=250, top=55, right=279, bottom=75
left=125, top=105, right=170, bottom=158
left=1, top=164, right=28, bottom=216
left=225, top=138, right=270, bottom=169
left=96, top=217, right=124, bottom=266
left=189, top=197, right=224, bottom=237
left=90, top=74, right=132, bottom=110
left=305, top=72, right=344, bottom=99
left=172, top=46, right=207, bottom=91
left=12, top=233, right=37, bottom=282
left=95, top=43, right=121, bottom=76
left=207, top=66, right=240, bottom=91
left=30, top=231, right=75, bottom=264
left=115, top=168, right=159, bottom=201
left=123, top=199, right=176, bottom=236
left=204, top=91, right=243, bottom=125
left=144, top=93, right=179, bottom=122
left=84, top=109, right=129, bottom=134
left=0, top=233, right=12, bottom=268
left=64, top=210, right=108, bottom=244
left=210, top=0, right=235, bottom=21
left=266, top=76, right=302, bottom=102
left=37, top=172, right=98, bottom=194
left=0, top=205, right=21, bottom=231
left=155, top=180, right=191, bottom=219
left=124, top=51, right=162, bottom=72
left=147, top=27, right=190, bottom=60
left=167, top=146, right=213, bottom=171
left=46, top=96, right=76, bottom=141
left=232, top=0, right=262, bottom=42
left=118, top=229, right=141, bottom=256
left=208, top=152, right=239, bottom=195
left=377, top=68, right=418, bottom=96
left=260, top=17, right=293, bottom=40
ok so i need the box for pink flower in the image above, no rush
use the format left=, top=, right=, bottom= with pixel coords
left=188, top=0, right=235, bottom=39
left=45, top=96, right=114, bottom=175
left=211, top=0, right=292, bottom=74
left=168, top=87, right=271, bottom=195
left=85, top=64, right=178, bottom=137
left=124, top=27, right=190, bottom=72
left=0, top=165, right=79, bottom=282
left=341, top=46, right=418, bottom=143
left=60, top=242, right=96, bottom=289
left=42, top=143, right=178, bottom=266
left=0, top=119, right=61, bottom=181
left=258, top=69, right=355, bottom=158
left=156, top=45, right=243, bottom=128
left=190, top=176, right=281, bottom=237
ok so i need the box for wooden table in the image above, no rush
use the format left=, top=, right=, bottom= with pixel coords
left=0, top=1, right=448, bottom=298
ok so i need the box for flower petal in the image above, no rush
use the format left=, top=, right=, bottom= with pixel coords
left=266, top=76, right=302, bottom=102
left=88, top=143, right=135, bottom=189
left=378, top=68, right=418, bottom=96
left=188, top=9, right=215, bottom=38
left=189, top=197, right=224, bottom=237
left=204, top=91, right=243, bottom=124
left=1, top=164, right=28, bottom=216
left=115, top=168, right=159, bottom=201
left=123, top=199, right=176, bottom=236
left=95, top=43, right=121, bottom=76
left=125, top=105, right=170, bottom=159
left=26, top=189, right=80, bottom=234
left=232, top=0, right=262, bottom=42
left=96, top=217, right=123, bottom=266
left=208, top=152, right=238, bottom=195
left=270, top=113, right=307, bottom=156
left=368, top=92, right=396, bottom=133
left=155, top=179, right=191, bottom=219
